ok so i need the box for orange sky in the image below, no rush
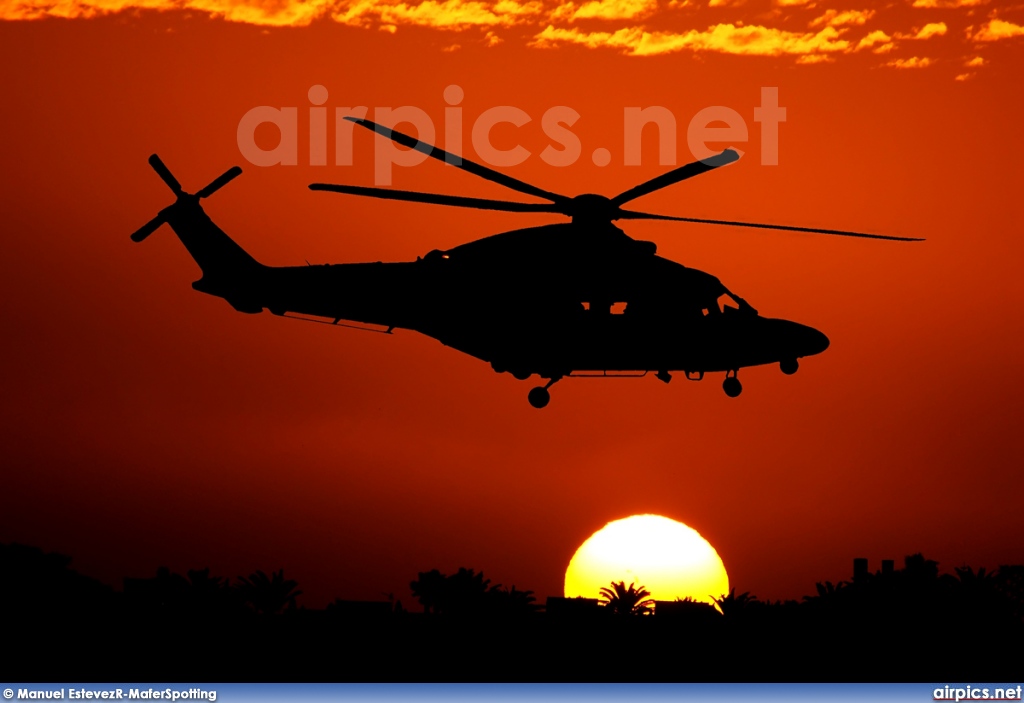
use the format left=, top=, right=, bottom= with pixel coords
left=1, top=0, right=1023, bottom=608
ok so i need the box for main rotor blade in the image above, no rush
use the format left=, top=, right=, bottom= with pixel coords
left=148, top=154, right=183, bottom=196
left=345, top=117, right=570, bottom=206
left=130, top=214, right=166, bottom=242
left=617, top=210, right=923, bottom=241
left=309, top=183, right=562, bottom=214
left=611, top=149, right=740, bottom=206
left=196, top=166, right=242, bottom=199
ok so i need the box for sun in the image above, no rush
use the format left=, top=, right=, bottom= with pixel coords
left=564, top=514, right=729, bottom=607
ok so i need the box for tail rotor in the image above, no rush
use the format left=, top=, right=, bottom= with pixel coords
left=130, top=214, right=168, bottom=243
left=129, top=155, right=242, bottom=242
left=196, top=166, right=242, bottom=199
left=148, top=154, right=184, bottom=196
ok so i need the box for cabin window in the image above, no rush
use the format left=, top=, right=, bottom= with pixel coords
left=580, top=302, right=628, bottom=314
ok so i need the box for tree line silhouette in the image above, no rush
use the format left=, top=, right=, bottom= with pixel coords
left=2, top=542, right=1022, bottom=681
left=409, top=567, right=540, bottom=616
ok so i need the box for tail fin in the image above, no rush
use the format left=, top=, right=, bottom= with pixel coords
left=131, top=155, right=265, bottom=310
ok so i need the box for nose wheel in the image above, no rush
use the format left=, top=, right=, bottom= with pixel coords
left=528, top=387, right=550, bottom=409
left=780, top=358, right=799, bottom=375
left=723, top=371, right=742, bottom=398
left=528, top=375, right=563, bottom=409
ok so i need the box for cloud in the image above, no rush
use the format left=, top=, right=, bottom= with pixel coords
left=856, top=29, right=894, bottom=52
left=388, top=0, right=539, bottom=27
left=885, top=55, right=934, bottom=67
left=912, top=21, right=946, bottom=38
left=871, top=21, right=946, bottom=44
left=809, top=9, right=874, bottom=28
left=1, top=0, right=1016, bottom=82
left=191, top=0, right=339, bottom=24
left=796, top=52, right=835, bottom=62
left=333, top=0, right=542, bottom=28
left=3, top=0, right=543, bottom=27
left=971, top=18, right=1024, bottom=41
left=911, top=0, right=984, bottom=7
left=531, top=21, right=852, bottom=56
left=550, top=0, right=656, bottom=22
left=494, top=0, right=542, bottom=14
left=4, top=0, right=335, bottom=24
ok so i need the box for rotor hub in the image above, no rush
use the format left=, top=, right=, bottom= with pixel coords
left=567, top=194, right=621, bottom=224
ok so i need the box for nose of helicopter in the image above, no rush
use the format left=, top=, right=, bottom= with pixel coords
left=797, top=323, right=830, bottom=357
left=770, top=319, right=829, bottom=358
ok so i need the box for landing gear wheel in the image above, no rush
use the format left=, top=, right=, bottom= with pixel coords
left=780, top=358, right=799, bottom=375
left=528, top=386, right=550, bottom=409
left=512, top=369, right=532, bottom=381
left=723, top=376, right=742, bottom=398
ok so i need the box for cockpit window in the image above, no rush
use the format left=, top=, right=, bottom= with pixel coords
left=702, top=292, right=748, bottom=316
left=717, top=293, right=740, bottom=312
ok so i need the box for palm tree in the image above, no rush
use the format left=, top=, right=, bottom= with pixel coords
left=410, top=569, right=447, bottom=614
left=185, top=567, right=236, bottom=614
left=802, top=580, right=846, bottom=603
left=489, top=585, right=540, bottom=615
left=599, top=581, right=654, bottom=615
left=994, top=565, right=1024, bottom=621
left=903, top=553, right=940, bottom=581
left=953, top=565, right=1007, bottom=618
left=713, top=587, right=759, bottom=617
left=438, top=567, right=495, bottom=615
left=955, top=565, right=995, bottom=589
left=237, top=569, right=302, bottom=615
left=410, top=567, right=495, bottom=615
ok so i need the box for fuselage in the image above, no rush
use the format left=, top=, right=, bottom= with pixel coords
left=188, top=219, right=828, bottom=379
left=134, top=155, right=839, bottom=406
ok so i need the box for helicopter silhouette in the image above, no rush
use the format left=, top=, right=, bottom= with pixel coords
left=131, top=117, right=921, bottom=408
